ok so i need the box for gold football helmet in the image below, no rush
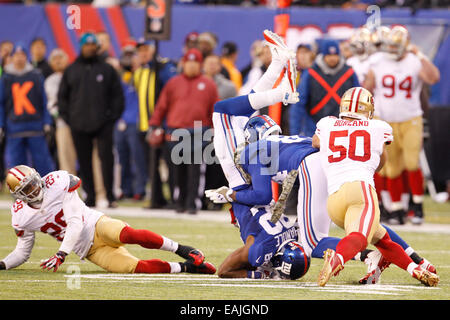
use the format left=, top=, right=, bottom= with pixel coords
left=349, top=27, right=372, bottom=58
left=370, top=25, right=391, bottom=52
left=339, top=87, right=374, bottom=120
left=6, top=165, right=44, bottom=204
left=385, top=25, right=409, bottom=60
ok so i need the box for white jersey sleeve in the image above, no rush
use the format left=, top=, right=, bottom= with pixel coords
left=58, top=190, right=85, bottom=254
left=2, top=230, right=35, bottom=270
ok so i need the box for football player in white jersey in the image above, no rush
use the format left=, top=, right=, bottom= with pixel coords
left=0, top=165, right=216, bottom=275
left=313, top=87, right=439, bottom=287
left=364, top=26, right=440, bottom=224
left=346, top=27, right=372, bottom=85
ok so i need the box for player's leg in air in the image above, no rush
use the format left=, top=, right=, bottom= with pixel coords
left=85, top=216, right=215, bottom=274
left=212, top=30, right=298, bottom=190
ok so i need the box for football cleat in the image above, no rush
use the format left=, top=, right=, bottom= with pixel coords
left=318, top=249, right=344, bottom=287
left=176, top=245, right=205, bottom=266
left=263, top=29, right=295, bottom=65
left=187, top=249, right=205, bottom=267
left=419, top=258, right=437, bottom=274
left=359, top=250, right=391, bottom=285
left=412, top=266, right=439, bottom=287
left=286, top=58, right=297, bottom=94
left=182, top=260, right=216, bottom=275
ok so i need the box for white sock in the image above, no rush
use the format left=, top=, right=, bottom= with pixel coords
left=407, top=262, right=419, bottom=275
left=160, top=236, right=178, bottom=253
left=169, top=262, right=182, bottom=273
left=248, top=88, right=283, bottom=110
left=252, top=60, right=285, bottom=93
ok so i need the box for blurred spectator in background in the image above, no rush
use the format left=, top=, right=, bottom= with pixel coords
left=296, top=44, right=314, bottom=75
left=133, top=38, right=178, bottom=209
left=221, top=41, right=242, bottom=91
left=44, top=48, right=77, bottom=175
left=202, top=53, right=234, bottom=209
left=0, top=40, right=13, bottom=76
left=0, top=40, right=13, bottom=186
left=178, top=31, right=200, bottom=72
left=96, top=30, right=120, bottom=69
left=30, top=38, right=52, bottom=79
left=0, top=43, right=54, bottom=176
left=290, top=39, right=359, bottom=137
left=114, top=44, right=148, bottom=201
left=58, top=32, right=124, bottom=208
left=239, top=39, right=266, bottom=96
left=203, top=54, right=236, bottom=100
left=183, top=31, right=199, bottom=55
left=149, top=48, right=218, bottom=214
left=198, top=32, right=218, bottom=59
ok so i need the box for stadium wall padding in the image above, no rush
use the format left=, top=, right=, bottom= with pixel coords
left=0, top=3, right=448, bottom=105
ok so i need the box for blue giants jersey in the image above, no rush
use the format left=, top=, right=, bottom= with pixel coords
left=233, top=135, right=318, bottom=206
left=241, top=135, right=318, bottom=183
left=231, top=201, right=298, bottom=267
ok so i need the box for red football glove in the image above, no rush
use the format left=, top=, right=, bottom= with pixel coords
left=40, top=251, right=67, bottom=272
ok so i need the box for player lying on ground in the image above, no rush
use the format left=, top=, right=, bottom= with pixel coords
left=216, top=201, right=310, bottom=280
left=0, top=165, right=215, bottom=275
left=313, top=87, right=438, bottom=287
left=207, top=29, right=436, bottom=284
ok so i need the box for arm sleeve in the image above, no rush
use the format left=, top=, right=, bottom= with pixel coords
left=234, top=163, right=273, bottom=205
left=2, top=230, right=35, bottom=269
left=40, top=77, right=52, bottom=126
left=148, top=80, right=170, bottom=127
left=109, top=67, right=125, bottom=122
left=58, top=191, right=84, bottom=254
left=57, top=70, right=70, bottom=124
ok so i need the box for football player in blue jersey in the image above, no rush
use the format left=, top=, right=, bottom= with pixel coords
left=208, top=30, right=436, bottom=283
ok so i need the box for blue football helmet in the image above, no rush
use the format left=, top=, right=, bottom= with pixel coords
left=271, top=240, right=310, bottom=280
left=243, top=115, right=282, bottom=144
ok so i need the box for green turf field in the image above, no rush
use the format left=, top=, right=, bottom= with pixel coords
left=0, top=196, right=448, bottom=300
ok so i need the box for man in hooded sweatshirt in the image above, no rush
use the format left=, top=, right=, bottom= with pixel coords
left=0, top=43, right=54, bottom=176
left=290, top=39, right=359, bottom=137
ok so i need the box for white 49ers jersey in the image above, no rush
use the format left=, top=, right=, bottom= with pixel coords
left=346, top=56, right=369, bottom=85
left=369, top=52, right=423, bottom=123
left=315, top=116, right=393, bottom=195
left=9, top=171, right=103, bottom=261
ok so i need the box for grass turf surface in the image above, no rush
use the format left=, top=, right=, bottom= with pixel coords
left=0, top=196, right=448, bottom=300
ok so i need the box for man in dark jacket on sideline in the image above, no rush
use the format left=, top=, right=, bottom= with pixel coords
left=58, top=33, right=124, bottom=208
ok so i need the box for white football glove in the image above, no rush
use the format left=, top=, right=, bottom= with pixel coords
left=205, top=186, right=233, bottom=204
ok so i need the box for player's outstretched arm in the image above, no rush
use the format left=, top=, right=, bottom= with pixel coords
left=0, top=230, right=35, bottom=270
left=218, top=236, right=254, bottom=278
